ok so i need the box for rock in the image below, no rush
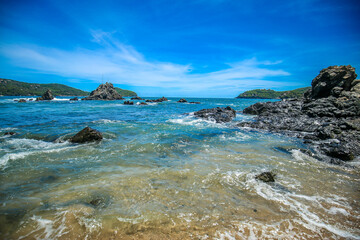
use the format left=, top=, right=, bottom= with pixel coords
left=131, top=96, right=143, bottom=100
left=42, top=89, right=54, bottom=100
left=124, top=101, right=134, bottom=105
left=309, top=65, right=357, bottom=99
left=82, top=82, right=124, bottom=100
left=240, top=65, right=360, bottom=163
left=18, top=99, right=26, bottom=103
left=145, top=97, right=168, bottom=103
left=36, top=97, right=43, bottom=101
left=189, top=102, right=200, bottom=104
left=70, top=97, right=78, bottom=101
left=4, top=132, right=16, bottom=136
left=194, top=106, right=236, bottom=123
left=139, top=102, right=148, bottom=105
left=177, top=98, right=187, bottom=103
left=70, top=127, right=103, bottom=143
left=255, top=172, right=275, bottom=182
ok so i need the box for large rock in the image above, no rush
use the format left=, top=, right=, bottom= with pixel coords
left=240, top=65, right=360, bottom=163
left=131, top=96, right=143, bottom=100
left=70, top=127, right=103, bottom=143
left=83, top=82, right=124, bottom=100
left=194, top=106, right=236, bottom=123
left=36, top=89, right=54, bottom=101
left=308, top=65, right=357, bottom=99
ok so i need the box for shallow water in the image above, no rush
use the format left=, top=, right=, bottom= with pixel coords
left=0, top=96, right=359, bottom=239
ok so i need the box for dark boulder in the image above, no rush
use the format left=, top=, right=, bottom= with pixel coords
left=139, top=102, right=148, bottom=105
left=70, top=97, right=78, bottom=101
left=83, top=82, right=124, bottom=100
left=177, top=98, right=187, bottom=103
left=194, top=106, right=236, bottom=123
left=309, top=65, right=357, bottom=99
left=255, top=172, right=275, bottom=182
left=124, top=101, right=134, bottom=105
left=18, top=99, right=26, bottom=103
left=42, top=89, right=54, bottom=100
left=70, top=127, right=103, bottom=143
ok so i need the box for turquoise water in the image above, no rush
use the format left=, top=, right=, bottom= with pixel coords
left=0, top=97, right=359, bottom=239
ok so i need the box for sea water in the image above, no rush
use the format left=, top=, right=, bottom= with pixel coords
left=0, top=97, right=359, bottom=239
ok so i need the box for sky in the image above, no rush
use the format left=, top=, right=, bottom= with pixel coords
left=0, top=0, right=359, bottom=97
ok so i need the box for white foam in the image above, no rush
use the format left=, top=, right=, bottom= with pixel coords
left=0, top=138, right=76, bottom=168
left=167, top=115, right=227, bottom=128
left=92, top=119, right=122, bottom=124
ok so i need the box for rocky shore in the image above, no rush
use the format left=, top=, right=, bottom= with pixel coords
left=238, top=65, right=360, bottom=164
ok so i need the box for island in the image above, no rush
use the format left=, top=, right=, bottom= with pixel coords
left=236, top=87, right=311, bottom=99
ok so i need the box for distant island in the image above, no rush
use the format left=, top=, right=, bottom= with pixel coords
left=0, top=78, right=137, bottom=97
left=236, top=87, right=311, bottom=99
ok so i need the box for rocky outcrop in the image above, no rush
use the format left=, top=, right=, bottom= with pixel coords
left=177, top=98, right=187, bottom=103
left=36, top=89, right=54, bottom=101
left=82, top=83, right=124, bottom=100
left=194, top=106, right=236, bottom=123
left=124, top=101, right=134, bottom=105
left=70, top=97, right=78, bottom=101
left=70, top=127, right=103, bottom=143
left=145, top=97, right=168, bottom=103
left=239, top=65, right=360, bottom=163
left=4, top=132, right=16, bottom=136
left=18, top=99, right=26, bottom=103
left=139, top=102, right=148, bottom=105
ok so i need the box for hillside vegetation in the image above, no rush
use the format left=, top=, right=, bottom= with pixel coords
left=114, top=87, right=137, bottom=97
left=236, top=87, right=311, bottom=99
left=0, top=78, right=88, bottom=96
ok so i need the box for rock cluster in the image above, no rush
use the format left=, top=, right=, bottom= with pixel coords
left=82, top=83, right=124, bottom=100
left=194, top=106, right=236, bottom=123
left=177, top=98, right=187, bottom=103
left=70, top=97, right=78, bottom=101
left=145, top=97, right=168, bottom=103
left=36, top=89, right=54, bottom=101
left=70, top=127, right=103, bottom=143
left=239, top=65, right=360, bottom=163
left=124, top=101, right=134, bottom=105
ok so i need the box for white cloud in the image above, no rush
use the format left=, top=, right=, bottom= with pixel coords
left=0, top=30, right=292, bottom=96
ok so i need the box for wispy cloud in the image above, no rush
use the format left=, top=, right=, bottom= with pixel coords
left=0, top=30, right=292, bottom=95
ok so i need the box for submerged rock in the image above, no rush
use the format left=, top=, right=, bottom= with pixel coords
left=177, top=98, right=187, bottom=103
left=70, top=127, right=103, bottom=143
left=240, top=65, right=360, bottom=163
left=139, top=102, right=148, bottom=105
left=131, top=96, right=143, bottom=100
left=145, top=97, right=168, bottom=103
left=124, top=101, right=134, bottom=105
left=18, top=99, right=26, bottom=103
left=189, top=101, right=201, bottom=104
left=83, top=82, right=124, bottom=100
left=194, top=106, right=236, bottom=123
left=4, top=131, right=16, bottom=136
left=255, top=172, right=275, bottom=182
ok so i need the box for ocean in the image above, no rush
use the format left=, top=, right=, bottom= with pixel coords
left=0, top=96, right=359, bottom=239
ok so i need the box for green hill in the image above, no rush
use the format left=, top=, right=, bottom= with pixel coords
left=236, top=87, right=311, bottom=99
left=0, top=78, right=88, bottom=96
left=114, top=87, right=137, bottom=97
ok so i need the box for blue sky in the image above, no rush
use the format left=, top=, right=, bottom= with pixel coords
left=0, top=0, right=359, bottom=97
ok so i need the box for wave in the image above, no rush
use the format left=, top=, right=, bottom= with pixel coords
left=0, top=138, right=76, bottom=169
